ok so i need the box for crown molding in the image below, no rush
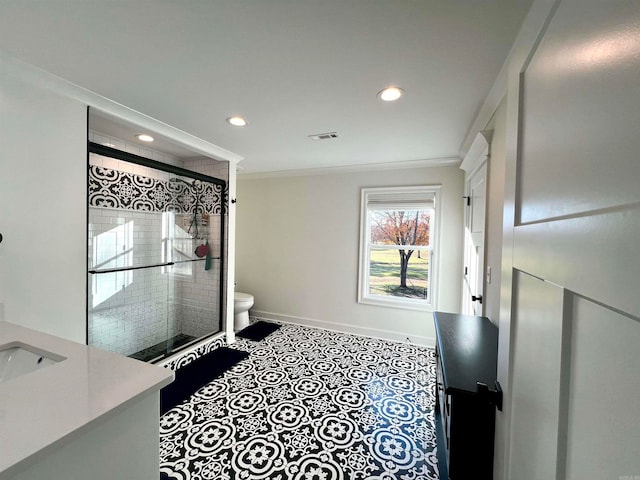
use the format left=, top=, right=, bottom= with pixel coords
left=237, top=156, right=460, bottom=180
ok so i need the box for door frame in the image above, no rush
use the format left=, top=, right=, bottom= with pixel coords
left=460, top=131, right=492, bottom=316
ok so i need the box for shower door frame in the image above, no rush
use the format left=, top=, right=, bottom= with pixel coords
left=86, top=141, right=227, bottom=359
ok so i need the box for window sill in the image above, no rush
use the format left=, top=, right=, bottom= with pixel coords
left=358, top=295, right=435, bottom=312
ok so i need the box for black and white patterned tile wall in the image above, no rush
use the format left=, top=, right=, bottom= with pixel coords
left=160, top=323, right=439, bottom=480
left=89, top=164, right=227, bottom=214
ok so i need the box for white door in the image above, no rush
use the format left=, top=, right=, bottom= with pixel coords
left=497, top=1, right=640, bottom=480
left=462, top=161, right=487, bottom=316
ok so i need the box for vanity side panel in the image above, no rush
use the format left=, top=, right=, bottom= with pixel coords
left=6, top=393, right=160, bottom=480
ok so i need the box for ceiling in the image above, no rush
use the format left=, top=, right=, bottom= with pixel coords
left=0, top=1, right=533, bottom=173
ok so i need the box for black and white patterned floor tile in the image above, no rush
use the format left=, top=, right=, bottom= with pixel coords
left=160, top=323, right=439, bottom=480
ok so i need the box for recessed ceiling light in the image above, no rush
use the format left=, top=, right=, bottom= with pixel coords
left=136, top=133, right=154, bottom=142
left=226, top=116, right=248, bottom=127
left=378, top=86, right=404, bottom=102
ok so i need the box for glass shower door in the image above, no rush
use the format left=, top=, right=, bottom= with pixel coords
left=87, top=206, right=177, bottom=360
left=87, top=150, right=224, bottom=361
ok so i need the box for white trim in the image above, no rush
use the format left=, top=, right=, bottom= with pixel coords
left=370, top=245, right=432, bottom=251
left=225, top=161, right=238, bottom=345
left=460, top=130, right=493, bottom=176
left=357, top=295, right=435, bottom=312
left=250, top=310, right=435, bottom=347
left=0, top=51, right=243, bottom=164
left=237, top=157, right=460, bottom=180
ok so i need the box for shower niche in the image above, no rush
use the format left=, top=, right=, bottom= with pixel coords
left=87, top=140, right=227, bottom=362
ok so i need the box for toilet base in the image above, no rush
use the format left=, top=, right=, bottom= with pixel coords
left=234, top=310, right=250, bottom=331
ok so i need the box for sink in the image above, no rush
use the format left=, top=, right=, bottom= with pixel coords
left=0, top=341, right=66, bottom=384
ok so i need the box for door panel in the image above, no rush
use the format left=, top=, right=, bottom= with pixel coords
left=517, top=0, right=640, bottom=224
left=508, top=271, right=564, bottom=480
left=565, top=296, right=640, bottom=480
left=513, top=211, right=639, bottom=317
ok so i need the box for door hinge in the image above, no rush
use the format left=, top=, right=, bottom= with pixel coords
left=477, top=381, right=503, bottom=411
left=464, top=266, right=468, bottom=276
left=463, top=195, right=471, bottom=206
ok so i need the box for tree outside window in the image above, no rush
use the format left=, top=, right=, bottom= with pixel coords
left=369, top=209, right=431, bottom=298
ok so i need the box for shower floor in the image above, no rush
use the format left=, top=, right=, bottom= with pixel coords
left=129, top=334, right=197, bottom=362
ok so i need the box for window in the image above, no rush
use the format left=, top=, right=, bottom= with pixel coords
left=358, top=186, right=440, bottom=311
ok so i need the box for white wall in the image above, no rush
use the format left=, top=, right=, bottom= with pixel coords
left=0, top=61, right=87, bottom=342
left=236, top=165, right=464, bottom=345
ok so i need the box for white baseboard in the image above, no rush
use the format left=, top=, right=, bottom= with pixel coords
left=250, top=310, right=435, bottom=347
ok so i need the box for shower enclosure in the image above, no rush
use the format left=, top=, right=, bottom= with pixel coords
left=87, top=143, right=226, bottom=362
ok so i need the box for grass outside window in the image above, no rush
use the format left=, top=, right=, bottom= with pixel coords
left=368, top=248, right=429, bottom=299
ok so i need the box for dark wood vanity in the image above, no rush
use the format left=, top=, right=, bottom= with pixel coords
left=433, top=311, right=499, bottom=479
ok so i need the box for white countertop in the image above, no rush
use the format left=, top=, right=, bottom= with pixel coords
left=0, top=321, right=174, bottom=478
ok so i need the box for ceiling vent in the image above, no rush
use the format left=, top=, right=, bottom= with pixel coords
left=308, top=132, right=339, bottom=141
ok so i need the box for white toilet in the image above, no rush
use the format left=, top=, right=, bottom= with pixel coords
left=233, top=292, right=254, bottom=331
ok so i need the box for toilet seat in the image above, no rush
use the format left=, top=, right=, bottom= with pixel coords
left=234, top=292, right=253, bottom=303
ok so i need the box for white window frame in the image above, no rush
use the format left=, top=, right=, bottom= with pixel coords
left=358, top=185, right=441, bottom=311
